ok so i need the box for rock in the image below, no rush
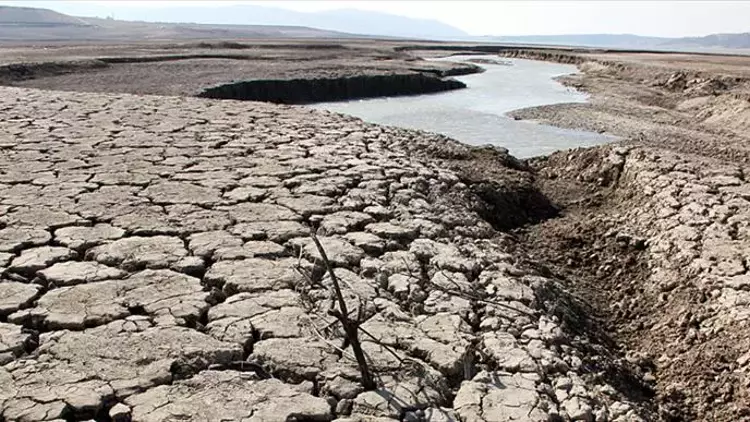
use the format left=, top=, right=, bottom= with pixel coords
left=563, top=396, right=594, bottom=421
left=0, top=322, right=35, bottom=364
left=387, top=274, right=413, bottom=299
left=0, top=281, right=41, bottom=316
left=230, top=220, right=309, bottom=242
left=9, top=269, right=208, bottom=329
left=323, top=376, right=364, bottom=402
left=3, top=207, right=87, bottom=229
left=125, top=371, right=331, bottom=422
left=214, top=241, right=286, bottom=260
left=320, top=211, right=375, bottom=235
left=140, top=181, right=222, bottom=205
left=410, top=408, right=458, bottom=422
left=343, top=232, right=385, bottom=255
left=360, top=314, right=469, bottom=378
left=365, top=222, right=418, bottom=241
left=170, top=256, right=206, bottom=276
left=410, top=239, right=479, bottom=274
left=37, top=261, right=127, bottom=286
left=322, top=268, right=378, bottom=300
left=370, top=250, right=420, bottom=277
left=350, top=369, right=447, bottom=419
left=454, top=371, right=548, bottom=421
left=220, top=202, right=301, bottom=223
left=223, top=186, right=267, bottom=202
left=275, top=195, right=338, bottom=217
left=424, top=290, right=472, bottom=315
left=430, top=271, right=472, bottom=291
left=204, top=258, right=300, bottom=294
left=0, top=227, right=50, bottom=252
left=363, top=205, right=391, bottom=219
left=482, top=332, right=538, bottom=372
left=336, top=398, right=354, bottom=416
left=480, top=272, right=535, bottom=304
left=188, top=230, right=243, bottom=259
left=290, top=236, right=365, bottom=268
left=0, top=252, right=13, bottom=267
left=1, top=319, right=242, bottom=421
left=109, top=403, right=131, bottom=422
left=238, top=176, right=282, bottom=188
left=54, top=224, right=125, bottom=250
left=206, top=289, right=303, bottom=345
left=252, top=337, right=340, bottom=382
left=8, top=246, right=77, bottom=274
left=166, top=205, right=233, bottom=234
left=86, top=236, right=188, bottom=270
left=91, top=171, right=153, bottom=186
left=111, top=205, right=232, bottom=236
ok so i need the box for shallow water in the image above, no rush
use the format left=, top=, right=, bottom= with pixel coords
left=310, top=56, right=616, bottom=158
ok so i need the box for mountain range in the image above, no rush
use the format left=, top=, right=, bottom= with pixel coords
left=93, top=4, right=468, bottom=40
left=0, top=5, right=355, bottom=42
left=0, top=4, right=749, bottom=52
left=486, top=33, right=750, bottom=51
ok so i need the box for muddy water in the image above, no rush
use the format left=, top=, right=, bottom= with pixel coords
left=310, top=56, right=617, bottom=158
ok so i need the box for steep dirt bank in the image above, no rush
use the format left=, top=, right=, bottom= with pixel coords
left=197, top=72, right=466, bottom=104
left=517, top=144, right=750, bottom=421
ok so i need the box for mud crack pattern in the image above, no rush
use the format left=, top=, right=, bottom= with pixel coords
left=0, top=87, right=648, bottom=421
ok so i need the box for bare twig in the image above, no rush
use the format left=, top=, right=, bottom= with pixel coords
left=311, top=232, right=376, bottom=390
left=431, top=270, right=537, bottom=318
left=357, top=325, right=406, bottom=364
left=304, top=316, right=357, bottom=362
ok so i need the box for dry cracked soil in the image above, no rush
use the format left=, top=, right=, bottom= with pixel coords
left=0, top=83, right=650, bottom=422
left=1, top=41, right=750, bottom=422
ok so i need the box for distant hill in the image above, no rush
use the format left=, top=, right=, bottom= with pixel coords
left=0, top=5, right=357, bottom=42
left=58, top=3, right=468, bottom=40
left=300, top=8, right=468, bottom=40
left=661, top=32, right=750, bottom=49
left=2, top=4, right=749, bottom=51
left=485, top=34, right=667, bottom=49
left=0, top=5, right=89, bottom=26
left=484, top=33, right=750, bottom=52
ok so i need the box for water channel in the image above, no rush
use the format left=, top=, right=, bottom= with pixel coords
left=310, top=55, right=617, bottom=158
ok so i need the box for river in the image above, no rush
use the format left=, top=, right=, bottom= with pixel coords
left=309, top=55, right=616, bottom=158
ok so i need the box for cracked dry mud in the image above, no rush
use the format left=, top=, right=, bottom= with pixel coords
left=523, top=146, right=750, bottom=421
left=0, top=86, right=651, bottom=422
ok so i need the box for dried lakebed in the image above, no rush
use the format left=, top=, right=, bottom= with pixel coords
left=0, top=86, right=652, bottom=421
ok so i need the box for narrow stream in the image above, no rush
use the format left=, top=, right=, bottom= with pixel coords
left=310, top=55, right=617, bottom=158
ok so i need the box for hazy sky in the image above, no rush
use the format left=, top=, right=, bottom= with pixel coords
left=4, top=1, right=750, bottom=37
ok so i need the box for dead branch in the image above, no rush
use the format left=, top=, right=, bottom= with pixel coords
left=311, top=232, right=376, bottom=390
left=432, top=269, right=537, bottom=319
